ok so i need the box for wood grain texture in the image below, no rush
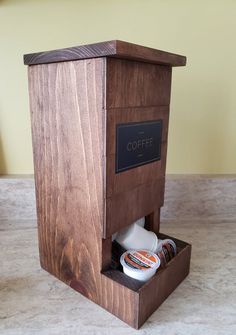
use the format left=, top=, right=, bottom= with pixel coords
left=138, top=237, right=191, bottom=328
left=107, top=58, right=172, bottom=108
left=29, top=58, right=106, bottom=287
left=27, top=51, right=190, bottom=329
left=105, top=179, right=165, bottom=237
left=107, top=106, right=169, bottom=156
left=106, top=149, right=166, bottom=197
left=28, top=58, right=139, bottom=327
left=115, top=40, right=186, bottom=67
left=106, top=106, right=169, bottom=198
left=24, top=40, right=186, bottom=67
left=103, top=232, right=191, bottom=329
left=145, top=208, right=161, bottom=234
left=104, top=59, right=171, bottom=236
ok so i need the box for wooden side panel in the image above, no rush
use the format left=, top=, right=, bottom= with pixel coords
left=107, top=58, right=172, bottom=108
left=100, top=275, right=139, bottom=328
left=28, top=58, right=106, bottom=297
left=28, top=58, right=140, bottom=328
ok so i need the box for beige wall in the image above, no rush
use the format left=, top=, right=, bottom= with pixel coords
left=0, top=0, right=236, bottom=174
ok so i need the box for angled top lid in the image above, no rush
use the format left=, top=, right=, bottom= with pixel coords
left=24, top=40, right=186, bottom=67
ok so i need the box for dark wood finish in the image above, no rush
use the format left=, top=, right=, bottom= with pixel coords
left=145, top=209, right=161, bottom=234
left=106, top=151, right=166, bottom=197
left=107, top=106, right=169, bottom=156
left=28, top=58, right=138, bottom=327
left=103, top=232, right=191, bottom=329
left=29, top=58, right=105, bottom=283
left=103, top=232, right=190, bottom=292
left=104, top=58, right=170, bottom=236
left=102, top=269, right=144, bottom=292
left=116, top=40, right=186, bottom=67
left=26, top=40, right=189, bottom=329
left=101, top=238, right=112, bottom=271
left=24, top=40, right=186, bottom=67
left=105, top=179, right=165, bottom=237
left=138, top=237, right=191, bottom=328
left=107, top=58, right=172, bottom=108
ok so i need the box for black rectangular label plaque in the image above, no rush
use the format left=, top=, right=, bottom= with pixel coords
left=116, top=120, right=162, bottom=173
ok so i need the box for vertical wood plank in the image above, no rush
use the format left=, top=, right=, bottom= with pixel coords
left=28, top=58, right=139, bottom=328
left=29, top=58, right=105, bottom=297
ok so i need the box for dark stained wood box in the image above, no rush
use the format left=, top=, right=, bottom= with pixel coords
left=24, top=40, right=191, bottom=329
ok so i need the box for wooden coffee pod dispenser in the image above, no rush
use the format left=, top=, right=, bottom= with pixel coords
left=24, top=40, right=191, bottom=329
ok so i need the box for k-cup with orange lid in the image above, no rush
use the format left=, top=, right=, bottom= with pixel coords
left=120, top=250, right=161, bottom=282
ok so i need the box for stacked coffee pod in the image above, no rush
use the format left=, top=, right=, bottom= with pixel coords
left=114, top=218, right=177, bottom=282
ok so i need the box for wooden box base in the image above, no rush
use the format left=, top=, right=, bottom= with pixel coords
left=41, top=232, right=191, bottom=329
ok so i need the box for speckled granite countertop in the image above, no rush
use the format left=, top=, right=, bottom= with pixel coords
left=0, top=177, right=236, bottom=335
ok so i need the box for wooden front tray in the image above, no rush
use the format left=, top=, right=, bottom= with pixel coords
left=102, top=233, right=191, bottom=329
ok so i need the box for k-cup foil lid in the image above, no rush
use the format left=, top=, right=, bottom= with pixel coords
left=120, top=250, right=161, bottom=282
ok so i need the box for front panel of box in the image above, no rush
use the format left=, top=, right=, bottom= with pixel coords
left=104, top=58, right=172, bottom=237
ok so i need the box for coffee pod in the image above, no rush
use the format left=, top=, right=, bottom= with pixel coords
left=156, top=239, right=177, bottom=267
left=112, top=232, right=118, bottom=241
left=112, top=217, right=145, bottom=241
left=120, top=249, right=161, bottom=282
left=161, top=239, right=177, bottom=258
left=115, top=222, right=159, bottom=252
left=135, top=217, right=145, bottom=228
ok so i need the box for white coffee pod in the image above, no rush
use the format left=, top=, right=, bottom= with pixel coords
left=112, top=232, right=118, bottom=241
left=120, top=249, right=161, bottom=282
left=115, top=222, right=159, bottom=252
left=112, top=217, right=145, bottom=241
left=135, top=217, right=145, bottom=227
